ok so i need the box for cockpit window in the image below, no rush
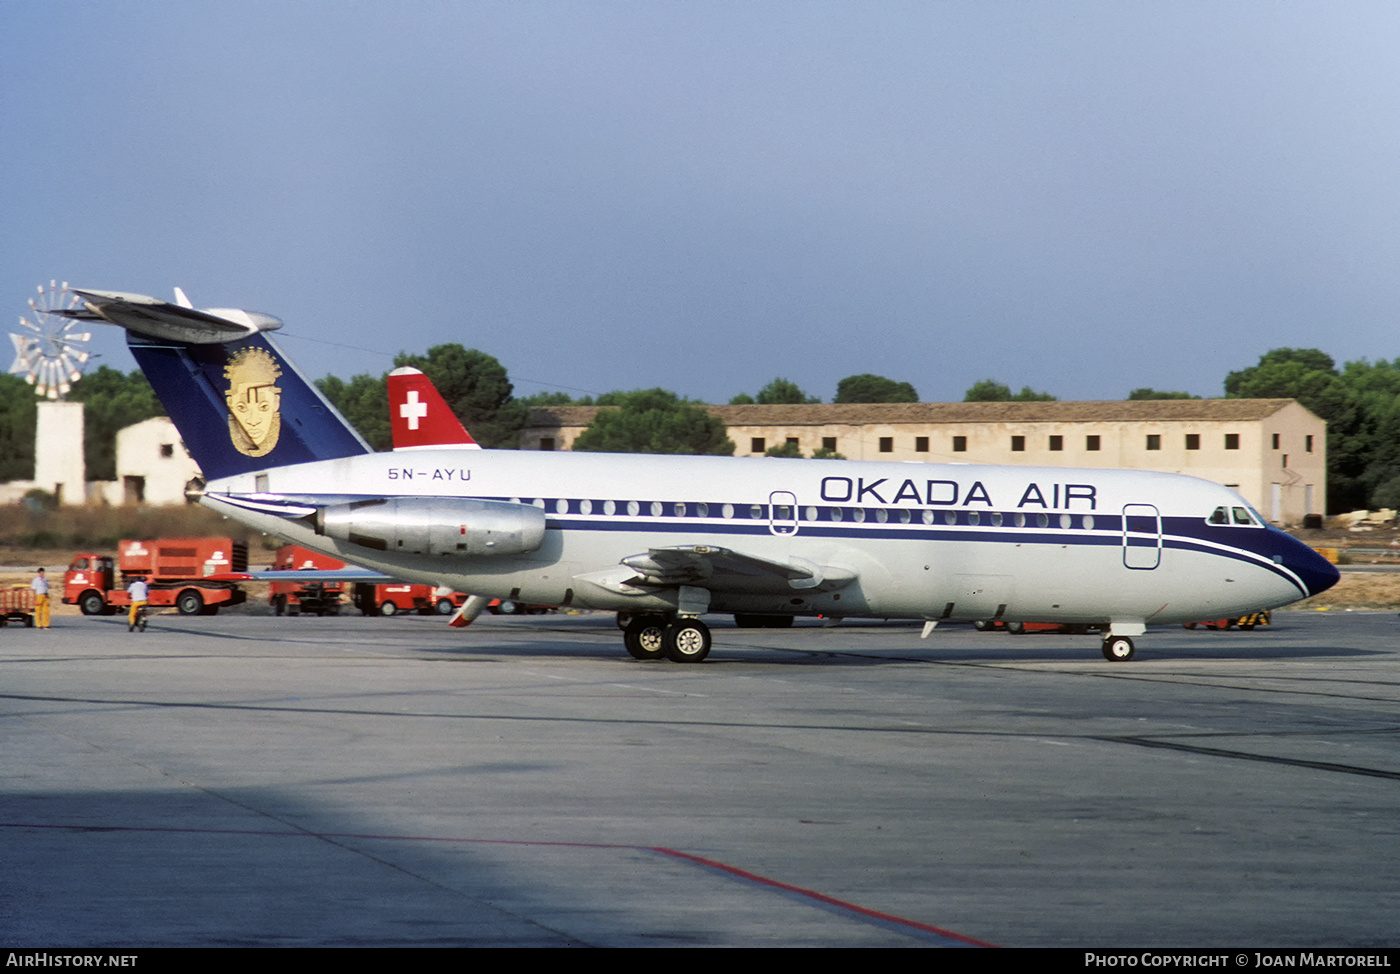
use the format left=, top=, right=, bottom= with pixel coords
left=1208, top=504, right=1261, bottom=527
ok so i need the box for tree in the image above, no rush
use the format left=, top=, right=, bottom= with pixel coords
left=68, top=366, right=164, bottom=481
left=763, top=440, right=804, bottom=458
left=317, top=373, right=390, bottom=451
left=1127, top=388, right=1200, bottom=400
left=0, top=374, right=37, bottom=481
left=834, top=374, right=918, bottom=403
left=963, top=379, right=1056, bottom=402
left=1224, top=348, right=1363, bottom=511
left=392, top=344, right=524, bottom=448
left=573, top=389, right=733, bottom=455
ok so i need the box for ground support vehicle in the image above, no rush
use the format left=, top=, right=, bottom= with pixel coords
left=353, top=582, right=469, bottom=617
left=1184, top=611, right=1272, bottom=631
left=0, top=588, right=36, bottom=627
left=64, top=538, right=248, bottom=617
left=268, top=545, right=346, bottom=616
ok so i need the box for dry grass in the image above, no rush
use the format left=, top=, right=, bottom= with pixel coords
left=0, top=503, right=271, bottom=568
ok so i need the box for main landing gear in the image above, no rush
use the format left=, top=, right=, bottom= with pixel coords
left=1101, top=635, right=1135, bottom=661
left=622, top=614, right=711, bottom=663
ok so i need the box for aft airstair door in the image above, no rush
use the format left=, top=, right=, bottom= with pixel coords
left=1122, top=504, right=1161, bottom=570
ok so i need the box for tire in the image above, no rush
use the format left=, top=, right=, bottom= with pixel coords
left=273, top=596, right=286, bottom=616
left=379, top=601, right=398, bottom=617
left=79, top=591, right=106, bottom=616
left=176, top=590, right=204, bottom=616
left=1102, top=636, right=1135, bottom=662
left=435, top=598, right=455, bottom=615
left=624, top=616, right=668, bottom=660
left=1005, top=621, right=1025, bottom=634
left=498, top=600, right=519, bottom=615
left=972, top=620, right=990, bottom=631
left=664, top=619, right=711, bottom=663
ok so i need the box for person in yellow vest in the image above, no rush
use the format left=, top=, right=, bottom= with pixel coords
left=128, top=576, right=150, bottom=631
left=30, top=567, right=50, bottom=629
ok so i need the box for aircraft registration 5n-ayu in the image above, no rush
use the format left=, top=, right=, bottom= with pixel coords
left=62, top=287, right=1339, bottom=663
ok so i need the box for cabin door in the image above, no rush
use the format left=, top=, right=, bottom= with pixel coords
left=1121, top=504, right=1161, bottom=570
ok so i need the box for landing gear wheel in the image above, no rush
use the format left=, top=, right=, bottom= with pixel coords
left=664, top=619, right=711, bottom=663
left=624, top=616, right=668, bottom=660
left=1102, top=636, right=1135, bottom=662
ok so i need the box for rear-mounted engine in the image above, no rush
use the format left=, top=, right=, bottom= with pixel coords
left=316, top=498, right=546, bottom=557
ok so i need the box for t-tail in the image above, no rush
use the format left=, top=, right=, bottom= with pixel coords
left=61, top=288, right=372, bottom=480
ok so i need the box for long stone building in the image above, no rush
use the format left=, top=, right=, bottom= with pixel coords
left=521, top=399, right=1326, bottom=525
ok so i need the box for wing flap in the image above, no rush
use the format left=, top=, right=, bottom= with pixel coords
left=619, top=545, right=855, bottom=594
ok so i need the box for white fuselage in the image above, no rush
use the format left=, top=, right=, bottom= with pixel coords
left=203, top=449, right=1334, bottom=631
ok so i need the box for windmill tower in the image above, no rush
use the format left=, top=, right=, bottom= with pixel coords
left=10, top=281, right=92, bottom=503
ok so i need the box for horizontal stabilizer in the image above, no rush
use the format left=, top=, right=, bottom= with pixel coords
left=63, top=288, right=283, bottom=345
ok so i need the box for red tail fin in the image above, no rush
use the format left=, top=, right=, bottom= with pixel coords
left=387, top=367, right=480, bottom=450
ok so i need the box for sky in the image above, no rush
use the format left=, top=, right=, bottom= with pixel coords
left=4, top=1, right=1400, bottom=406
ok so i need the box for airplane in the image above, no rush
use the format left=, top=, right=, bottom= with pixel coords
left=60, top=287, right=1340, bottom=663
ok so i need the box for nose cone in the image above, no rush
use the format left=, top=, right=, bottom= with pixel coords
left=1287, top=537, right=1341, bottom=598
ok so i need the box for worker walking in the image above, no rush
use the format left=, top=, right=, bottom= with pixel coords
left=128, top=576, right=149, bottom=631
left=31, top=567, right=50, bottom=629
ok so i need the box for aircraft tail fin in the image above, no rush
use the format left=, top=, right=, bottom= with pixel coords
left=74, top=288, right=372, bottom=481
left=387, top=366, right=481, bottom=450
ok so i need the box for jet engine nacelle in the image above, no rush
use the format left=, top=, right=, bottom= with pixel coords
left=317, top=497, right=546, bottom=558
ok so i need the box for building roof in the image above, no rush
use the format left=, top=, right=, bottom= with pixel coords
left=526, top=399, right=1312, bottom=429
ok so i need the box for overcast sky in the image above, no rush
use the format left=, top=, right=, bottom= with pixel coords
left=4, top=1, right=1400, bottom=405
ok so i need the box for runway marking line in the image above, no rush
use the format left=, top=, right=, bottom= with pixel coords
left=0, top=820, right=993, bottom=947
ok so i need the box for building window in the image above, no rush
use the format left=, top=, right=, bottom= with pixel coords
left=1225, top=433, right=1240, bottom=450
left=786, top=437, right=799, bottom=448
left=539, top=438, right=555, bottom=451
left=879, top=437, right=893, bottom=453
left=1146, top=434, right=1161, bottom=451
left=1306, top=435, right=1314, bottom=453
left=1272, top=433, right=1280, bottom=449
left=1011, top=436, right=1025, bottom=452
left=822, top=437, right=837, bottom=452
left=160, top=443, right=174, bottom=458
left=1048, top=435, right=1062, bottom=451
left=1185, top=434, right=1200, bottom=450
left=751, top=437, right=766, bottom=454
left=915, top=436, right=929, bottom=452
left=953, top=436, right=967, bottom=452
left=1086, top=435, right=1100, bottom=451
left=1283, top=454, right=1289, bottom=468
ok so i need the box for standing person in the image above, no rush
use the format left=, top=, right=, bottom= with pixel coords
left=30, top=567, right=50, bottom=629
left=127, top=576, right=149, bottom=631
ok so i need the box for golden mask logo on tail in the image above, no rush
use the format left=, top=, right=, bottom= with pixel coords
left=224, top=347, right=282, bottom=457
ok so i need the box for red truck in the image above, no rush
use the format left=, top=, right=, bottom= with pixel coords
left=269, top=545, right=347, bottom=616
left=352, top=582, right=462, bottom=616
left=65, top=538, right=248, bottom=616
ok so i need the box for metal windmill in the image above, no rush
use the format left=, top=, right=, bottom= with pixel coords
left=10, top=280, right=91, bottom=398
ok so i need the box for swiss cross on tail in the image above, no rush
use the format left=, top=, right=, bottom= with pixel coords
left=387, top=367, right=481, bottom=450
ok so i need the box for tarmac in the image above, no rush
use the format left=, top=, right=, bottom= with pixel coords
left=1, top=608, right=1397, bottom=947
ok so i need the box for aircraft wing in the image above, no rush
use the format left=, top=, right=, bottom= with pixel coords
left=579, top=545, right=856, bottom=597
left=206, top=567, right=397, bottom=583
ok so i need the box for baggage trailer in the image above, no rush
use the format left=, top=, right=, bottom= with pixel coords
left=0, top=587, right=36, bottom=627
